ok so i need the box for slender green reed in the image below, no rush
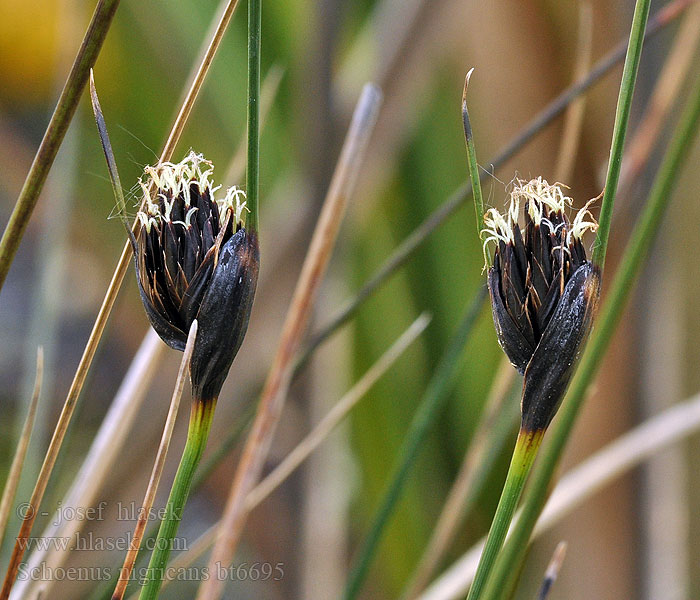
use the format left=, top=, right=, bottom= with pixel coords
left=591, top=0, right=651, bottom=269
left=90, top=406, right=254, bottom=600
left=247, top=0, right=262, bottom=232
left=341, top=286, right=487, bottom=600
left=137, top=401, right=216, bottom=600
left=461, top=69, right=487, bottom=260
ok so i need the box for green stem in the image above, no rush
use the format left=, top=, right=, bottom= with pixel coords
left=90, top=406, right=253, bottom=600
left=591, top=0, right=650, bottom=268
left=0, top=0, right=120, bottom=295
left=137, top=399, right=216, bottom=600
left=246, top=0, right=261, bottom=233
left=481, top=52, right=700, bottom=600
left=465, top=429, right=543, bottom=600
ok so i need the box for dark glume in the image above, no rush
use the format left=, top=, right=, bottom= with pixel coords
left=495, top=204, right=588, bottom=344
left=139, top=184, right=237, bottom=331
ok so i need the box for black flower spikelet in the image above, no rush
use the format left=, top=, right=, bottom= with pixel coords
left=483, top=177, right=601, bottom=432
left=134, top=151, right=259, bottom=401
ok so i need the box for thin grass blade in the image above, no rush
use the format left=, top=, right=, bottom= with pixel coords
left=341, top=286, right=487, bottom=600
left=15, top=332, right=165, bottom=600
left=111, top=323, right=197, bottom=600
left=618, top=3, right=700, bottom=195
left=245, top=313, right=430, bottom=510
left=225, top=64, right=285, bottom=184
left=402, top=362, right=518, bottom=600
left=591, top=0, right=651, bottom=268
left=245, top=0, right=261, bottom=232
left=89, top=70, right=130, bottom=236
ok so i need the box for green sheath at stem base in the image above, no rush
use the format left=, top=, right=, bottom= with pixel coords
left=137, top=398, right=216, bottom=600
left=465, top=428, right=543, bottom=600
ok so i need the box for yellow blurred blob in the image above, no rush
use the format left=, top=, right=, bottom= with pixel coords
left=0, top=0, right=60, bottom=105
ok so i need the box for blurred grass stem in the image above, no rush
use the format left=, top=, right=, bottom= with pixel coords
left=536, top=542, right=567, bottom=600
left=160, top=0, right=241, bottom=162
left=618, top=2, right=700, bottom=195
left=22, top=332, right=165, bottom=600
left=402, top=361, right=517, bottom=600
left=0, top=348, right=42, bottom=549
left=554, top=3, right=593, bottom=183
left=342, top=287, right=487, bottom=600
left=245, top=313, right=430, bottom=510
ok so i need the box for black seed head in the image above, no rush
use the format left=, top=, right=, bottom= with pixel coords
left=134, top=151, right=259, bottom=401
left=483, top=177, right=600, bottom=430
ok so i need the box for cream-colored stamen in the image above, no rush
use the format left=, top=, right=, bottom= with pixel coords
left=135, top=152, right=247, bottom=230
left=480, top=177, right=598, bottom=268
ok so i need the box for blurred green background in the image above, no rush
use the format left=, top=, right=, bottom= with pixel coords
left=1, top=0, right=700, bottom=599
